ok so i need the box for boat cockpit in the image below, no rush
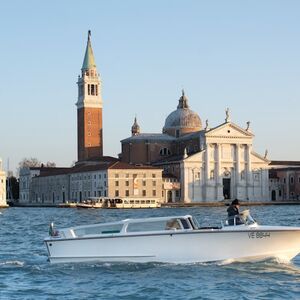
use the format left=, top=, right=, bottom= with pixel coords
left=222, top=209, right=257, bottom=228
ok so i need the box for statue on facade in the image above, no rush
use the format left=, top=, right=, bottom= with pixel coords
left=264, top=149, right=268, bottom=159
left=225, top=108, right=230, bottom=122
left=246, top=121, right=250, bottom=131
left=205, top=119, right=209, bottom=131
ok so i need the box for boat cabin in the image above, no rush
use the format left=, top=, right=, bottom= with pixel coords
left=50, top=215, right=200, bottom=239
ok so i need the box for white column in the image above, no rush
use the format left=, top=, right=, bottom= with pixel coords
left=236, top=144, right=240, bottom=184
left=205, top=143, right=210, bottom=180
left=235, top=144, right=240, bottom=199
left=216, top=144, right=223, bottom=200
left=246, top=144, right=253, bottom=200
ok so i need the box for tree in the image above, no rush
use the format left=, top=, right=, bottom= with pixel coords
left=45, top=161, right=56, bottom=167
left=18, top=157, right=41, bottom=169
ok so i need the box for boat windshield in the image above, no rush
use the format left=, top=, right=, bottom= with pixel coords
left=224, top=209, right=256, bottom=227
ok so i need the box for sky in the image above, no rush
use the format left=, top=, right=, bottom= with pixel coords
left=1, top=0, right=300, bottom=174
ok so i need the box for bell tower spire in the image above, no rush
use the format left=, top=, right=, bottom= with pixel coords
left=76, top=31, right=103, bottom=161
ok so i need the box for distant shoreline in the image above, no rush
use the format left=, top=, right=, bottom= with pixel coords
left=4, top=200, right=300, bottom=208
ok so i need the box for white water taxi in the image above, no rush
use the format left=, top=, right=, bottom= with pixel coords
left=45, top=211, right=300, bottom=264
left=75, top=197, right=161, bottom=209
left=103, top=198, right=161, bottom=209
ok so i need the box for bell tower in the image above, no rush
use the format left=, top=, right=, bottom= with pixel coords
left=76, top=31, right=103, bottom=161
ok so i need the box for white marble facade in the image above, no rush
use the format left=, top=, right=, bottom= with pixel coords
left=180, top=121, right=269, bottom=202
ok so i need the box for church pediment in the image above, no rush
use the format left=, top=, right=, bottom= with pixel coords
left=205, top=122, right=254, bottom=139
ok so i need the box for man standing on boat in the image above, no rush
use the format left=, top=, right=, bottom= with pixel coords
left=227, top=199, right=243, bottom=225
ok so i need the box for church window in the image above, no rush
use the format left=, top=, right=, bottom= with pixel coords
left=115, top=190, right=119, bottom=197
left=87, top=84, right=91, bottom=95
left=126, top=181, right=129, bottom=186
left=290, top=176, right=294, bottom=184
left=91, top=84, right=95, bottom=95
left=210, top=170, right=215, bottom=180
left=160, top=148, right=171, bottom=156
left=125, top=190, right=129, bottom=196
left=142, top=190, right=146, bottom=196
left=115, top=181, right=119, bottom=187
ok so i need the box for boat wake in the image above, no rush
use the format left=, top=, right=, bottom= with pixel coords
left=0, top=260, right=24, bottom=267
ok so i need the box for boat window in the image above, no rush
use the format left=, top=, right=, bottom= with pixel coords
left=165, top=219, right=182, bottom=230
left=74, top=224, right=123, bottom=237
left=146, top=200, right=150, bottom=204
left=180, top=218, right=191, bottom=229
left=130, top=200, right=134, bottom=204
left=127, top=220, right=167, bottom=232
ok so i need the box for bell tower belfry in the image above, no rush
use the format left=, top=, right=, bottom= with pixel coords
left=76, top=31, right=103, bottom=161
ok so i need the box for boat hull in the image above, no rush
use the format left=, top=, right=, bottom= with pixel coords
left=45, top=228, right=300, bottom=264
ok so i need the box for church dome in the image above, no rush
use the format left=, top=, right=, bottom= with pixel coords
left=163, top=90, right=202, bottom=137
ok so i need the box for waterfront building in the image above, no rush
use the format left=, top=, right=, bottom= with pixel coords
left=0, top=159, right=7, bottom=206
left=121, top=92, right=270, bottom=202
left=269, top=161, right=300, bottom=201
left=19, top=166, right=70, bottom=204
left=28, top=159, right=163, bottom=205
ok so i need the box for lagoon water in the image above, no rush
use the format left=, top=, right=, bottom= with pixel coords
left=0, top=206, right=300, bottom=300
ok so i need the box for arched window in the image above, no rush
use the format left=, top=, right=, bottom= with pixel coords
left=160, top=148, right=171, bottom=156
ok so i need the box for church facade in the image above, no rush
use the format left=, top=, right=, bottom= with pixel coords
left=121, top=92, right=270, bottom=202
